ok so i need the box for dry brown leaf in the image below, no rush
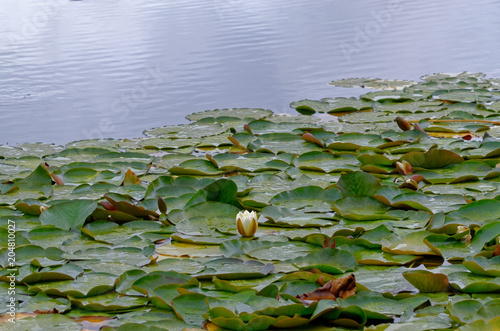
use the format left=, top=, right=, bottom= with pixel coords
left=296, top=274, right=356, bottom=301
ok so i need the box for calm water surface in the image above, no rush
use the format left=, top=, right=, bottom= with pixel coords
left=0, top=0, right=499, bottom=144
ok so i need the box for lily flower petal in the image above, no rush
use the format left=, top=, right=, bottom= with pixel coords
left=236, top=210, right=258, bottom=237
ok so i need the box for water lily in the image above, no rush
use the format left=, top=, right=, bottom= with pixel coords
left=236, top=210, right=258, bottom=237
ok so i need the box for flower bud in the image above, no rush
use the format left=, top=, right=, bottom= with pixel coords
left=399, top=178, right=419, bottom=191
left=395, top=160, right=412, bottom=175
left=236, top=210, right=258, bottom=237
left=395, top=117, right=412, bottom=131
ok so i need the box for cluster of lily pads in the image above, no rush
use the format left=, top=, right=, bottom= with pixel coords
left=1, top=72, right=500, bottom=330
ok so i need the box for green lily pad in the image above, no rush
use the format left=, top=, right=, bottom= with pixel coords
left=145, top=258, right=205, bottom=274
left=26, top=226, right=80, bottom=249
left=292, top=248, right=357, bottom=274
left=172, top=293, right=209, bottom=325
left=447, top=298, right=483, bottom=323
left=403, top=270, right=450, bottom=292
left=197, top=178, right=240, bottom=208
left=169, top=159, right=223, bottom=176
left=28, top=272, right=117, bottom=298
left=270, top=186, right=342, bottom=210
left=448, top=271, right=500, bottom=293
left=332, top=196, right=395, bottom=221
left=247, top=119, right=320, bottom=135
left=104, top=310, right=191, bottom=329
left=463, top=256, right=500, bottom=277
left=261, top=206, right=334, bottom=227
left=71, top=260, right=142, bottom=276
left=14, top=199, right=45, bottom=215
left=367, top=314, right=452, bottom=330
left=19, top=292, right=70, bottom=313
left=70, top=292, right=149, bottom=312
left=18, top=263, right=84, bottom=284
left=196, top=258, right=274, bottom=280
left=186, top=108, right=272, bottom=122
left=339, top=291, right=411, bottom=319
left=342, top=245, right=420, bottom=266
left=248, top=133, right=321, bottom=155
left=447, top=200, right=500, bottom=225
left=39, top=199, right=97, bottom=230
left=469, top=221, right=500, bottom=255
left=337, top=171, right=381, bottom=197
left=0, top=313, right=82, bottom=331
left=457, top=316, right=500, bottom=331
left=423, top=234, right=472, bottom=261
left=206, top=307, right=276, bottom=331
left=65, top=246, right=152, bottom=267
left=168, top=201, right=240, bottom=235
left=382, top=231, right=439, bottom=256
left=0, top=245, right=64, bottom=267
left=132, top=271, right=194, bottom=296
left=326, top=133, right=385, bottom=151
left=400, top=149, right=464, bottom=169
left=144, top=122, right=226, bottom=139
left=211, top=153, right=288, bottom=173
left=82, top=220, right=169, bottom=244
left=156, top=242, right=223, bottom=258
left=294, top=151, right=360, bottom=173
left=242, top=240, right=317, bottom=261
left=291, top=97, right=372, bottom=114
left=212, top=275, right=281, bottom=293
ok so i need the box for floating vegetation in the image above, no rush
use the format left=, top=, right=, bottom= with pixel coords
left=1, top=72, right=500, bottom=330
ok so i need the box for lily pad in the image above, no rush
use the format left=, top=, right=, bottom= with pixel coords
left=242, top=240, right=317, bottom=261
left=448, top=271, right=500, bottom=293
left=337, top=171, right=381, bottom=197
left=403, top=270, right=450, bottom=292
left=172, top=293, right=209, bottom=325
left=261, top=206, right=334, bottom=227
left=400, top=149, right=464, bottom=169
left=168, top=201, right=241, bottom=235
left=0, top=313, right=82, bottom=331
left=39, top=199, right=97, bottom=230
left=70, top=292, right=149, bottom=312
left=270, top=186, right=342, bottom=210
left=29, top=272, right=117, bottom=298
left=19, top=292, right=71, bottom=313
left=206, top=307, right=276, bottom=331
left=463, top=256, right=500, bottom=277
left=332, top=196, right=395, bottom=221
left=196, top=258, right=274, bottom=280
left=292, top=248, right=357, bottom=274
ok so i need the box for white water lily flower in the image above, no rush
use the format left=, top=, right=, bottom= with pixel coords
left=236, top=210, right=258, bottom=237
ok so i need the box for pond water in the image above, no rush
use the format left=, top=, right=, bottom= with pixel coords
left=0, top=0, right=499, bottom=145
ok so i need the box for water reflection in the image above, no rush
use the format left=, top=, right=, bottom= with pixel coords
left=0, top=0, right=499, bottom=144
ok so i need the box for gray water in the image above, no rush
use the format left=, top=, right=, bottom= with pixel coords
left=0, top=0, right=499, bottom=145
